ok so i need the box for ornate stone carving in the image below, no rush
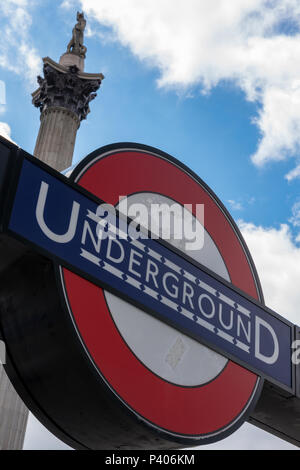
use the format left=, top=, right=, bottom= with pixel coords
left=32, top=63, right=102, bottom=122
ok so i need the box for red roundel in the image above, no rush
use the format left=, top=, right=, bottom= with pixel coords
left=61, top=143, right=263, bottom=444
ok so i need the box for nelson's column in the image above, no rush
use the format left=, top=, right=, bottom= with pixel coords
left=0, top=12, right=104, bottom=449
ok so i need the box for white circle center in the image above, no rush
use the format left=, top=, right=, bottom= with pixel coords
left=104, top=193, right=229, bottom=386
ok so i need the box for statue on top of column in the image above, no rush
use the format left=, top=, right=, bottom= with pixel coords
left=66, top=12, right=87, bottom=59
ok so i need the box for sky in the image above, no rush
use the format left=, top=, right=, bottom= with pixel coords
left=0, top=0, right=300, bottom=450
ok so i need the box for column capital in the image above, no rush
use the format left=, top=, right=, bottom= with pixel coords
left=32, top=59, right=104, bottom=122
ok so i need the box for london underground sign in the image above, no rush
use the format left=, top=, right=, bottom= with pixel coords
left=0, top=137, right=296, bottom=449
left=9, top=155, right=293, bottom=388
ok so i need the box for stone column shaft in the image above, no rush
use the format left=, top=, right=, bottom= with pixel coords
left=34, top=107, right=80, bottom=171
left=0, top=367, right=28, bottom=449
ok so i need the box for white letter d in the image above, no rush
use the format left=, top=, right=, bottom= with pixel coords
left=255, top=316, right=279, bottom=365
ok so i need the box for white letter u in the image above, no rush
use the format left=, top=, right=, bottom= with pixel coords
left=36, top=181, right=80, bottom=243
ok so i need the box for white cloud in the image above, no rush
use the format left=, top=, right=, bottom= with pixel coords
left=239, top=220, right=300, bottom=323
left=228, top=199, right=243, bottom=211
left=0, top=0, right=40, bottom=85
left=0, top=121, right=14, bottom=143
left=289, top=200, right=300, bottom=228
left=286, top=164, right=300, bottom=181
left=75, top=0, right=300, bottom=178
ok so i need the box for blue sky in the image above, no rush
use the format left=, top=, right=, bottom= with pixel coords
left=1, top=0, right=300, bottom=450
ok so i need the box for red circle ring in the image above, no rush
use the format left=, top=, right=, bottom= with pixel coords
left=61, top=145, right=263, bottom=443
